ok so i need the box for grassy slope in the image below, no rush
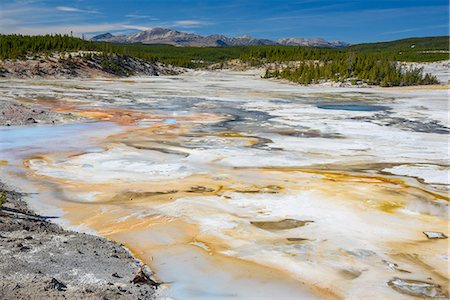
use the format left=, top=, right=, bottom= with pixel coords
left=349, top=36, right=449, bottom=62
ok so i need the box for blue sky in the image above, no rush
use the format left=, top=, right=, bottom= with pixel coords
left=0, top=0, right=448, bottom=43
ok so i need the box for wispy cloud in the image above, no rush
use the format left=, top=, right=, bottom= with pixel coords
left=0, top=1, right=104, bottom=36
left=55, top=6, right=99, bottom=14
left=380, top=24, right=449, bottom=36
left=167, top=20, right=211, bottom=28
left=56, top=6, right=83, bottom=12
left=0, top=0, right=210, bottom=36
left=125, top=14, right=159, bottom=21
left=0, top=23, right=152, bottom=36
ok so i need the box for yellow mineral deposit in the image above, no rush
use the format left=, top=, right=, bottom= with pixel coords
left=22, top=126, right=449, bottom=299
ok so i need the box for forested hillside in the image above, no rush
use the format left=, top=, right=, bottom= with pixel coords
left=0, top=34, right=447, bottom=85
left=349, top=36, right=449, bottom=62
left=2, top=34, right=448, bottom=64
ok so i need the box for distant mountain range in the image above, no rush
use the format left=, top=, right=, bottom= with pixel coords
left=91, top=28, right=350, bottom=48
left=277, top=38, right=349, bottom=48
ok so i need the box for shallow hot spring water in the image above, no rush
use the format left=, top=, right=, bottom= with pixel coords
left=0, top=73, right=448, bottom=299
left=317, top=104, right=389, bottom=111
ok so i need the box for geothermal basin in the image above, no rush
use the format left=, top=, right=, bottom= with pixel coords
left=0, top=70, right=448, bottom=299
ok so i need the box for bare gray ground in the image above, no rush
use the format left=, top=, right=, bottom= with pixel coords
left=0, top=55, right=183, bottom=79
left=0, top=100, right=80, bottom=126
left=0, top=184, right=159, bottom=300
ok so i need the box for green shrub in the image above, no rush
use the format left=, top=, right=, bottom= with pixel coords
left=0, top=191, right=6, bottom=208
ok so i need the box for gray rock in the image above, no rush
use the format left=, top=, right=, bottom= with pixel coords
left=278, top=37, right=350, bottom=48
left=387, top=277, right=448, bottom=298
left=48, top=278, right=67, bottom=291
left=423, top=231, right=448, bottom=239
left=251, top=219, right=314, bottom=230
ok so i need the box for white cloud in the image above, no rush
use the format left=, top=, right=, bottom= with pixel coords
left=125, top=14, right=159, bottom=21
left=0, top=20, right=214, bottom=37
left=0, top=1, right=211, bottom=36
left=121, top=24, right=151, bottom=31
left=168, top=20, right=211, bottom=28
left=0, top=23, right=152, bottom=37
left=55, top=6, right=99, bottom=14
left=380, top=24, right=449, bottom=36
left=56, top=6, right=82, bottom=12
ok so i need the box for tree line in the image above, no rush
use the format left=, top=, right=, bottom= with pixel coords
left=0, top=34, right=96, bottom=59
